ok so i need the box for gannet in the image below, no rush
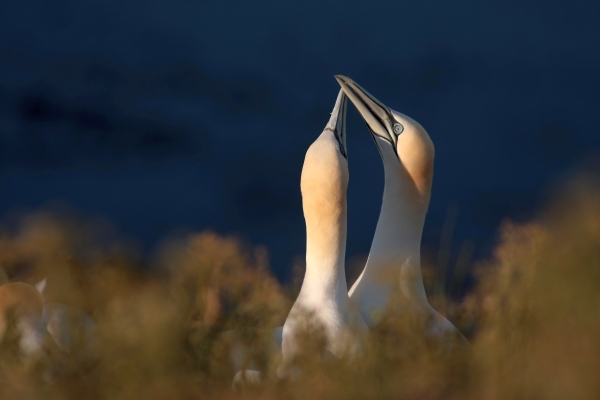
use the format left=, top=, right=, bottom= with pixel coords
left=336, top=75, right=467, bottom=343
left=281, top=90, right=367, bottom=367
left=0, top=282, right=54, bottom=357
left=36, top=269, right=96, bottom=352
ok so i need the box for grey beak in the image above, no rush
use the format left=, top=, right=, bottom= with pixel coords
left=335, top=75, right=397, bottom=150
left=326, top=89, right=348, bottom=158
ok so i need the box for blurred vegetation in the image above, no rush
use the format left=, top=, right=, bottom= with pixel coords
left=0, top=175, right=598, bottom=399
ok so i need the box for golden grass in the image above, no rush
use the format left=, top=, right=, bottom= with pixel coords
left=0, top=175, right=598, bottom=399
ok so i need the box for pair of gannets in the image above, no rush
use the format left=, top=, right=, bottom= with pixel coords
left=281, top=76, right=466, bottom=369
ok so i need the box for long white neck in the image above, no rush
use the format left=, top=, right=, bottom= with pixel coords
left=302, top=196, right=348, bottom=304
left=360, top=139, right=430, bottom=307
left=297, top=131, right=349, bottom=306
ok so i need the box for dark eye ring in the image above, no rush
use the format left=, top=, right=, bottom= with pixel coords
left=393, top=123, right=404, bottom=135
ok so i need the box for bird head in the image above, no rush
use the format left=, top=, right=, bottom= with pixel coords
left=301, top=90, right=349, bottom=227
left=335, top=75, right=434, bottom=202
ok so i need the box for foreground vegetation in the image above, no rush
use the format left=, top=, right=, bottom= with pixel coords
left=0, top=175, right=599, bottom=399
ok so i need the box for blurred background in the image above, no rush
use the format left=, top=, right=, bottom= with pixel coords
left=1, top=0, right=599, bottom=283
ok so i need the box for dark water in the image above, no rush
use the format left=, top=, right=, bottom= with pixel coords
left=1, top=0, right=599, bottom=282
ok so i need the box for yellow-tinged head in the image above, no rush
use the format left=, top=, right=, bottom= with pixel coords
left=335, top=75, right=434, bottom=206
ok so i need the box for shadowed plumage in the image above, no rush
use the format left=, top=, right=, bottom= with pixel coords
left=336, top=75, right=467, bottom=344
left=281, top=90, right=367, bottom=368
left=0, top=282, right=54, bottom=358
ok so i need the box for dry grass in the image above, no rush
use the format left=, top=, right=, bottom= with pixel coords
left=0, top=175, right=599, bottom=399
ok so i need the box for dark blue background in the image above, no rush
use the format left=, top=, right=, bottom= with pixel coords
left=1, top=0, right=599, bottom=283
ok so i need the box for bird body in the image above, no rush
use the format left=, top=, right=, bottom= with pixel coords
left=43, top=302, right=95, bottom=350
left=35, top=265, right=96, bottom=352
left=0, top=282, right=52, bottom=357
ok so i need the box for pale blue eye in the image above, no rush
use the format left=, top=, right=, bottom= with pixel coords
left=393, top=123, right=404, bottom=135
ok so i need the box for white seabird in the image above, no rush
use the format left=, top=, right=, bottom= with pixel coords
left=336, top=75, right=467, bottom=344
left=281, top=89, right=367, bottom=368
left=0, top=282, right=55, bottom=358
left=36, top=271, right=96, bottom=352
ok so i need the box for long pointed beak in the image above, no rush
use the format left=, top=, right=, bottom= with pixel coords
left=334, top=75, right=397, bottom=150
left=326, top=89, right=348, bottom=158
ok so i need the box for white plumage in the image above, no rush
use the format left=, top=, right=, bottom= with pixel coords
left=336, top=75, right=467, bottom=344
left=281, top=90, right=367, bottom=368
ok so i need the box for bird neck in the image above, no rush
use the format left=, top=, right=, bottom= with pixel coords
left=301, top=200, right=348, bottom=303
left=365, top=159, right=429, bottom=305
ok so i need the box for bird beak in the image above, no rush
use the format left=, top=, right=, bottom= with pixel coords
left=326, top=89, right=348, bottom=159
left=334, top=75, right=397, bottom=150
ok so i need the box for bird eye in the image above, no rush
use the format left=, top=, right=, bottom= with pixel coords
left=393, top=123, right=404, bottom=135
